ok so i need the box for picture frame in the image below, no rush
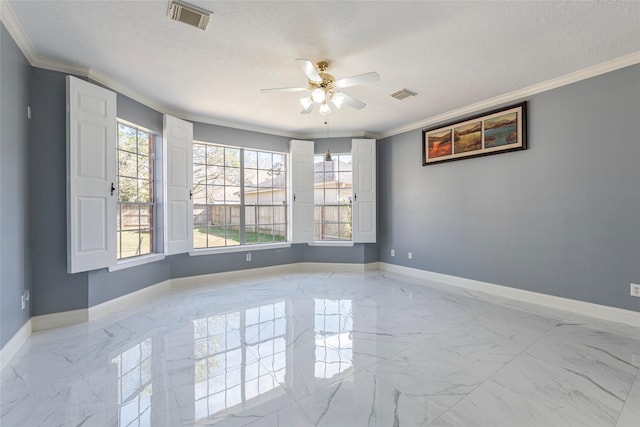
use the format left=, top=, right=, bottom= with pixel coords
left=422, top=101, right=527, bottom=166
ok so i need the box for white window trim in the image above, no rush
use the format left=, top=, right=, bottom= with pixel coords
left=108, top=253, right=166, bottom=272
left=192, top=142, right=289, bottom=251
left=313, top=151, right=354, bottom=243
left=116, top=121, right=162, bottom=262
left=189, top=242, right=291, bottom=256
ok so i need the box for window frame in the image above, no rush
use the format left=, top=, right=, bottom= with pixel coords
left=289, top=138, right=376, bottom=246
left=115, top=121, right=157, bottom=260
left=190, top=141, right=291, bottom=255
left=313, top=153, right=354, bottom=242
left=109, top=120, right=165, bottom=271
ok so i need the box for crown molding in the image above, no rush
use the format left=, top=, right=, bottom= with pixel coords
left=3, top=2, right=638, bottom=142
left=378, top=51, right=640, bottom=140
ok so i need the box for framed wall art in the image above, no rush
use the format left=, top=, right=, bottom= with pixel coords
left=422, top=101, right=527, bottom=166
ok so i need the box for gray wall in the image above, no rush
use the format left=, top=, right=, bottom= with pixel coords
left=28, top=67, right=373, bottom=313
left=378, top=64, right=640, bottom=312
left=1, top=24, right=31, bottom=348
left=30, top=68, right=89, bottom=316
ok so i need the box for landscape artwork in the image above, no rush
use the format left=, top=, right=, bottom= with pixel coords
left=484, top=112, right=518, bottom=148
left=422, top=102, right=527, bottom=165
left=454, top=121, right=482, bottom=154
left=427, top=129, right=452, bottom=159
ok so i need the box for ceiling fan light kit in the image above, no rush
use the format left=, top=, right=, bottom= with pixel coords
left=311, top=88, right=326, bottom=103
left=319, top=103, right=331, bottom=115
left=262, top=59, right=380, bottom=116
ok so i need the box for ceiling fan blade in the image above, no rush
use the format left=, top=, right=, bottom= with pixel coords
left=342, top=93, right=366, bottom=110
left=261, top=87, right=307, bottom=93
left=334, top=72, right=380, bottom=89
left=295, top=59, right=322, bottom=82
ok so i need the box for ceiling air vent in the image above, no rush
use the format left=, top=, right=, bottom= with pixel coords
left=390, top=88, right=417, bottom=101
left=168, top=0, right=212, bottom=30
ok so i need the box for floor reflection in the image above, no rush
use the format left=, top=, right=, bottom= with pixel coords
left=314, top=299, right=353, bottom=379
left=2, top=272, right=640, bottom=426
left=193, top=301, right=287, bottom=421
left=111, top=338, right=153, bottom=426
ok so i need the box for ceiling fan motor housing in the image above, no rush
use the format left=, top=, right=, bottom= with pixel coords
left=309, top=61, right=335, bottom=90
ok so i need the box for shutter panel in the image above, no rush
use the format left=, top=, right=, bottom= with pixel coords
left=352, top=139, right=376, bottom=243
left=290, top=139, right=314, bottom=243
left=163, top=115, right=193, bottom=255
left=66, top=76, right=117, bottom=273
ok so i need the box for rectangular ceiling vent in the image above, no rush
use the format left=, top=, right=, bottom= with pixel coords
left=390, top=88, right=417, bottom=101
left=168, top=0, right=212, bottom=31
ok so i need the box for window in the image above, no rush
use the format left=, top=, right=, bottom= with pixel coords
left=244, top=149, right=287, bottom=246
left=117, top=123, right=156, bottom=259
left=192, top=143, right=287, bottom=249
left=313, top=154, right=353, bottom=241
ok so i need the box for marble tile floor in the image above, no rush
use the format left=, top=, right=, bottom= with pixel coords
left=1, top=271, right=639, bottom=426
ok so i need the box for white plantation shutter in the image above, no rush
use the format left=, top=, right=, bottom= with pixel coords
left=164, top=115, right=193, bottom=254
left=66, top=76, right=117, bottom=273
left=290, top=139, right=315, bottom=243
left=352, top=139, right=376, bottom=243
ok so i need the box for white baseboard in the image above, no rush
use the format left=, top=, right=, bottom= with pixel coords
left=88, top=279, right=173, bottom=322
left=31, top=309, right=88, bottom=332
left=378, top=263, right=640, bottom=328
left=365, top=261, right=383, bottom=272
left=0, top=320, right=32, bottom=372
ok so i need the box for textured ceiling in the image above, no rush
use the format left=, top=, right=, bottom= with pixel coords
left=4, top=1, right=640, bottom=138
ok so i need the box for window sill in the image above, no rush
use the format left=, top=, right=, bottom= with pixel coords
left=108, top=253, right=166, bottom=272
left=189, top=242, right=292, bottom=256
left=308, top=241, right=354, bottom=247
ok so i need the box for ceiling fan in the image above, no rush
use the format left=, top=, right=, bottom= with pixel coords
left=261, top=59, right=380, bottom=115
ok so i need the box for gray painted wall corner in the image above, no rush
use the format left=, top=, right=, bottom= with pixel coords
left=1, top=23, right=31, bottom=347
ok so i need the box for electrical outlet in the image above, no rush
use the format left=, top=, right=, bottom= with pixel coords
left=408, top=252, right=413, bottom=260
left=390, top=249, right=395, bottom=257
left=20, top=290, right=30, bottom=310
left=246, top=252, right=252, bottom=262
left=631, top=283, right=640, bottom=297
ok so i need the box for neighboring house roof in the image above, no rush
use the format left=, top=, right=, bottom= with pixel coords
left=243, top=161, right=353, bottom=195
